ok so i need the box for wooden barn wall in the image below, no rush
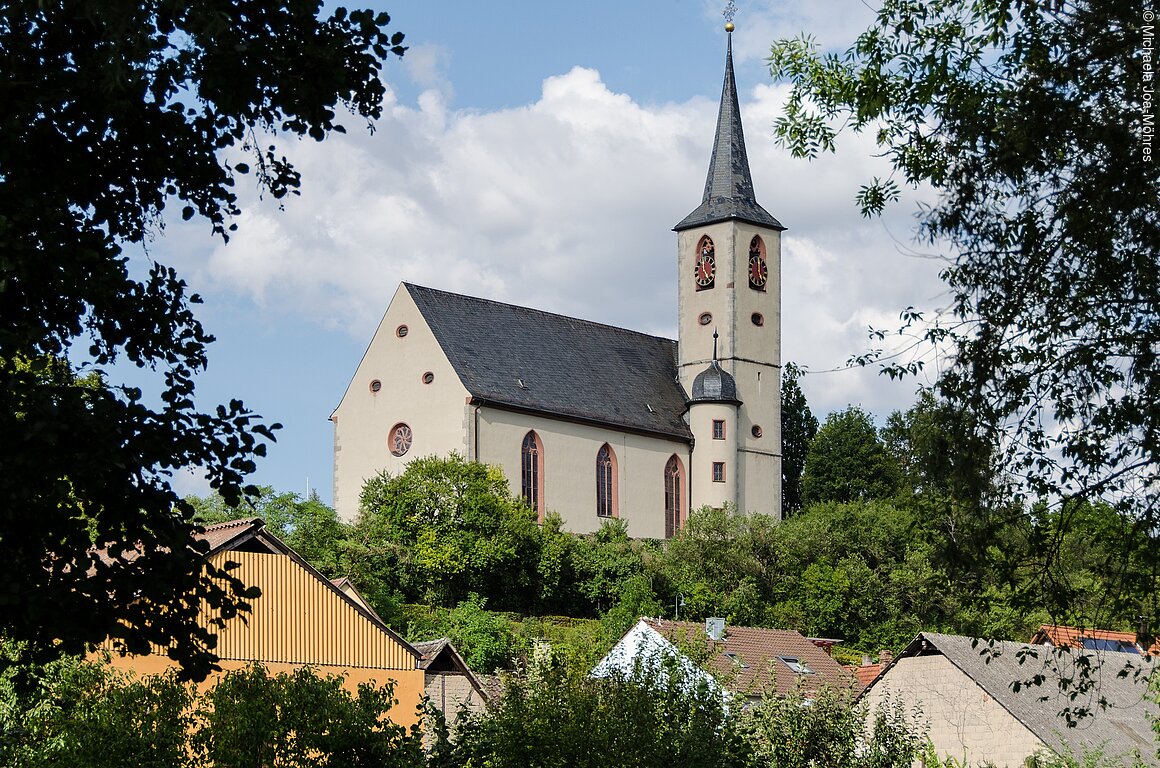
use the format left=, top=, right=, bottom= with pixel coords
left=205, top=551, right=414, bottom=670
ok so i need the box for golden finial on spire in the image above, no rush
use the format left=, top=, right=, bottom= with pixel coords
left=723, top=1, right=737, bottom=31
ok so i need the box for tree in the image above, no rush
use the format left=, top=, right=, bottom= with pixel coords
left=1, top=0, right=405, bottom=678
left=433, top=661, right=749, bottom=768
left=196, top=665, right=421, bottom=768
left=747, top=684, right=924, bottom=768
left=781, top=363, right=819, bottom=515
left=801, top=406, right=902, bottom=504
left=0, top=655, right=423, bottom=768
left=354, top=454, right=544, bottom=611
left=770, top=0, right=1159, bottom=619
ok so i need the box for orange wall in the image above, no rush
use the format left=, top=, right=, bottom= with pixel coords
left=103, top=549, right=424, bottom=726
left=106, top=655, right=425, bottom=727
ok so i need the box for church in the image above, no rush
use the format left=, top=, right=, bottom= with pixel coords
left=331, top=28, right=784, bottom=536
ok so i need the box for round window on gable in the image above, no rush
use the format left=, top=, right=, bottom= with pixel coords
left=422, top=372, right=434, bottom=384
left=369, top=379, right=382, bottom=393
left=389, top=423, right=413, bottom=457
left=751, top=313, right=764, bottom=327
left=698, top=312, right=713, bottom=326
left=751, top=425, right=763, bottom=438
left=396, top=324, right=409, bottom=338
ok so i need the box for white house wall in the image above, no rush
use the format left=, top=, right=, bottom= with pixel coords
left=862, top=654, right=1047, bottom=767
left=473, top=406, right=690, bottom=538
left=331, top=285, right=471, bottom=521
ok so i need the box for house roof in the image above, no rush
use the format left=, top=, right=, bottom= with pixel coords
left=198, top=518, right=419, bottom=663
left=412, top=637, right=490, bottom=703
left=849, top=662, right=885, bottom=688
left=674, top=34, right=783, bottom=233
left=407, top=283, right=692, bottom=441
left=592, top=619, right=726, bottom=699
left=871, top=632, right=1159, bottom=766
left=197, top=517, right=287, bottom=555
left=641, top=619, right=859, bottom=699
left=1031, top=624, right=1160, bottom=656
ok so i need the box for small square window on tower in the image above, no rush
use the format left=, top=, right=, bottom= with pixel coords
left=712, top=462, right=726, bottom=483
left=712, top=419, right=725, bottom=440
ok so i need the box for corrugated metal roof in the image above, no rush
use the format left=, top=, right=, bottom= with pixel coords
left=407, top=284, right=692, bottom=440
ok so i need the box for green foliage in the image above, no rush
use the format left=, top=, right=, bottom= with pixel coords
left=654, top=505, right=769, bottom=620
left=355, top=454, right=545, bottom=611
left=433, top=661, right=749, bottom=768
left=598, top=573, right=664, bottom=648
left=880, top=389, right=997, bottom=506
left=439, top=595, right=516, bottom=675
left=435, top=659, right=929, bottom=768
left=1, top=0, right=405, bottom=678
left=747, top=686, right=925, bottom=768
left=1, top=654, right=192, bottom=768
left=195, top=664, right=421, bottom=768
left=569, top=518, right=652, bottom=613
left=781, top=362, right=819, bottom=516
left=1, top=656, right=422, bottom=768
left=770, top=0, right=1159, bottom=628
left=802, top=406, right=902, bottom=504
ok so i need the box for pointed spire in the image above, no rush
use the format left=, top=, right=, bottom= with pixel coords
left=712, top=328, right=719, bottom=360
left=675, top=30, right=784, bottom=232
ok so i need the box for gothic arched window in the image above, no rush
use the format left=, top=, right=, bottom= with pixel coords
left=521, top=431, right=544, bottom=518
left=664, top=455, right=685, bottom=538
left=596, top=443, right=618, bottom=518
left=748, top=235, right=768, bottom=291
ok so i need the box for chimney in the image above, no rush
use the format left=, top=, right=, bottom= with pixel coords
left=879, top=649, right=893, bottom=667
left=706, top=617, right=725, bottom=641
left=861, top=655, right=872, bottom=666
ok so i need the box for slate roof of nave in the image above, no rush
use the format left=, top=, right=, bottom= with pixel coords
left=406, top=283, right=693, bottom=441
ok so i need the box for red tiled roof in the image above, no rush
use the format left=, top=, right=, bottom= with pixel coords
left=196, top=517, right=264, bottom=553
left=848, top=662, right=884, bottom=687
left=1030, top=624, right=1159, bottom=655
left=642, top=619, right=859, bottom=698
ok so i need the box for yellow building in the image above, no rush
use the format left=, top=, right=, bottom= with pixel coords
left=107, top=517, right=425, bottom=727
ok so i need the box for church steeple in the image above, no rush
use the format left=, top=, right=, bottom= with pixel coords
left=675, top=14, right=784, bottom=518
left=674, top=31, right=784, bottom=232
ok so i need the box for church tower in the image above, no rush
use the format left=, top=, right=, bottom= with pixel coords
left=676, top=23, right=783, bottom=518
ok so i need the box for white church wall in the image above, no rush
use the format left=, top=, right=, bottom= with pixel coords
left=687, top=402, right=737, bottom=510
left=677, top=220, right=737, bottom=384
left=474, top=406, right=690, bottom=539
left=738, top=449, right=780, bottom=517
left=331, top=285, right=471, bottom=521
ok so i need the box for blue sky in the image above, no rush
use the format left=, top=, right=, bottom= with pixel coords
left=146, top=0, right=948, bottom=503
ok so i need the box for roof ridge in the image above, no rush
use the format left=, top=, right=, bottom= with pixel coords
left=199, top=517, right=261, bottom=532
left=404, top=283, right=676, bottom=344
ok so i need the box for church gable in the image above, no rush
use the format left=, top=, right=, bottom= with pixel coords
left=407, top=283, right=691, bottom=441
left=331, top=285, right=471, bottom=519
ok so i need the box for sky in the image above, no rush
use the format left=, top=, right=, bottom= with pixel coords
left=147, top=0, right=952, bottom=502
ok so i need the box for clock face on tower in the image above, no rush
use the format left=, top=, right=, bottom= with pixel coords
left=695, top=237, right=716, bottom=290
left=748, top=237, right=767, bottom=290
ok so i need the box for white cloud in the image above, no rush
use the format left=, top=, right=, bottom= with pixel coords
left=166, top=64, right=945, bottom=425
